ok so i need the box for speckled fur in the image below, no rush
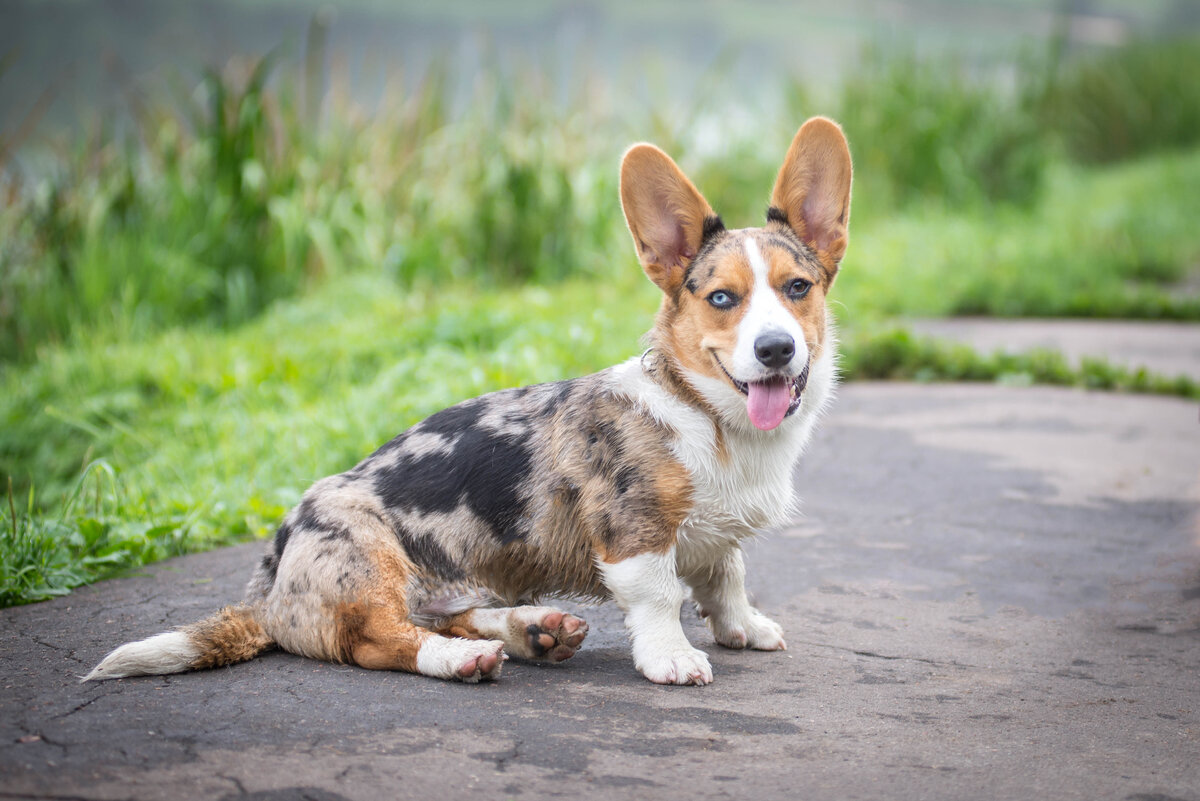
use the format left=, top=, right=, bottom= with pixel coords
left=85, top=117, right=853, bottom=686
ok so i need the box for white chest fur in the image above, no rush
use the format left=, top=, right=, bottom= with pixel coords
left=608, top=344, right=836, bottom=575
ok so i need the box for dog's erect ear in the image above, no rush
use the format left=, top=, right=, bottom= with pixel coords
left=620, top=144, right=717, bottom=294
left=770, top=117, right=853, bottom=276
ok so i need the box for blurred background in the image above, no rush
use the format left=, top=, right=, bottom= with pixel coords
left=2, top=0, right=1199, bottom=605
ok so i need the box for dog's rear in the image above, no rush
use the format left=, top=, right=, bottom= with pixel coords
left=87, top=117, right=852, bottom=686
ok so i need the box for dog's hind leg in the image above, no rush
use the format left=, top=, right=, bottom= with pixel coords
left=336, top=601, right=506, bottom=682
left=317, top=547, right=505, bottom=683
left=432, top=606, right=589, bottom=663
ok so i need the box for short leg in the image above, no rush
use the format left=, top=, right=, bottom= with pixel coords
left=436, top=606, right=588, bottom=663
left=412, top=635, right=506, bottom=683
left=600, top=547, right=712, bottom=686
left=338, top=603, right=505, bottom=683
left=685, top=547, right=786, bottom=651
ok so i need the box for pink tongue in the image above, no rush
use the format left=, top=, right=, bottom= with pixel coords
left=746, top=378, right=791, bottom=431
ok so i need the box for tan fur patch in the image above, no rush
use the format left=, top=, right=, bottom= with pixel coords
left=332, top=546, right=429, bottom=672
left=763, top=240, right=831, bottom=360
left=186, top=605, right=274, bottom=670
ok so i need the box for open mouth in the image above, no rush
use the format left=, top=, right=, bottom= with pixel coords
left=714, top=356, right=809, bottom=431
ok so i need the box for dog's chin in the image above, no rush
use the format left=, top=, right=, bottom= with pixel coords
left=713, top=357, right=809, bottom=431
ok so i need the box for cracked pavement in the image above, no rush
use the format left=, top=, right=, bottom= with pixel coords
left=1, top=382, right=1198, bottom=800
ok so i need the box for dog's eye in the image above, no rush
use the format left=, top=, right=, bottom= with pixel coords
left=707, top=291, right=738, bottom=309
left=786, top=279, right=812, bottom=300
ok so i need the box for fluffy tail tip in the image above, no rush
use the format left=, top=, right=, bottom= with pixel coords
left=81, top=631, right=200, bottom=682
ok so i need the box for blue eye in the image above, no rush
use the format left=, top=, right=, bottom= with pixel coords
left=708, top=291, right=737, bottom=309
left=786, top=279, right=812, bottom=300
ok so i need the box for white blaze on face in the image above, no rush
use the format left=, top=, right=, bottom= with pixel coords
left=731, top=236, right=808, bottom=381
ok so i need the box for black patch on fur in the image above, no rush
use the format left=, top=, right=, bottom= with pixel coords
left=373, top=417, right=534, bottom=545
left=584, top=420, right=623, bottom=476
left=274, top=521, right=292, bottom=554
left=258, top=554, right=279, bottom=587
left=614, top=465, right=639, bottom=496
left=599, top=516, right=623, bottom=550
left=536, top=380, right=573, bottom=417
left=681, top=215, right=724, bottom=297
left=701, top=214, right=725, bottom=245
left=458, top=430, right=533, bottom=543
left=766, top=205, right=789, bottom=226
left=319, top=526, right=351, bottom=542
left=554, top=478, right=581, bottom=506
left=762, top=232, right=809, bottom=265
left=415, top=397, right=485, bottom=438
left=394, top=524, right=465, bottom=580
left=682, top=220, right=730, bottom=294
left=259, top=521, right=293, bottom=587
left=292, top=496, right=352, bottom=542
left=293, top=497, right=321, bottom=532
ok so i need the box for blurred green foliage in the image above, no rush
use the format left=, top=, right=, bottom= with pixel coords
left=834, top=47, right=1048, bottom=209
left=5, top=35, right=1200, bottom=363
left=1038, top=36, right=1200, bottom=164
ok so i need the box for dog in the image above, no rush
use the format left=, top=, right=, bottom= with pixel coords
left=85, top=117, right=852, bottom=686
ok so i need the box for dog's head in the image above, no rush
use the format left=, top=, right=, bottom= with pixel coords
left=620, top=118, right=852, bottom=432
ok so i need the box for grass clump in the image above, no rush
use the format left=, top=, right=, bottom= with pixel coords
left=844, top=327, right=1199, bottom=400
left=0, top=51, right=626, bottom=363
left=1, top=464, right=191, bottom=606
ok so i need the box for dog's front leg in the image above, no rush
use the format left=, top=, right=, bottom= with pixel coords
left=686, top=546, right=786, bottom=651
left=600, top=546, right=713, bottom=685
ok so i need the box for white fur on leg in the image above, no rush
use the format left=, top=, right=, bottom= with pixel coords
left=601, top=547, right=713, bottom=686
left=414, top=636, right=506, bottom=683
left=688, top=547, right=787, bottom=651
left=82, top=631, right=200, bottom=682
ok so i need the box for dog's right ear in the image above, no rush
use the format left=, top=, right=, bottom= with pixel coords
left=620, top=144, right=717, bottom=295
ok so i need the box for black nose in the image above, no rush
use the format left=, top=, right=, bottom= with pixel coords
left=754, top=333, right=795, bottom=368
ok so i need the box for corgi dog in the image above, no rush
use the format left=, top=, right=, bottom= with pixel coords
left=85, top=117, right=852, bottom=686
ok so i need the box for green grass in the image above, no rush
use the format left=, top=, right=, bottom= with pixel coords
left=840, top=150, right=1200, bottom=320
left=843, top=327, right=1198, bottom=398
left=3, top=35, right=1200, bottom=605
left=1, top=464, right=192, bottom=606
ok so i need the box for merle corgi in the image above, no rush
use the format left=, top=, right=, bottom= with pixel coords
left=86, top=117, right=852, bottom=686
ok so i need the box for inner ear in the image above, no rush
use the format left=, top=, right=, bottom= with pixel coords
left=620, top=144, right=716, bottom=294
left=770, top=117, right=853, bottom=269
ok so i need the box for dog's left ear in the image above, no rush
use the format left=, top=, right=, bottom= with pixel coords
left=620, top=144, right=717, bottom=295
left=770, top=117, right=853, bottom=279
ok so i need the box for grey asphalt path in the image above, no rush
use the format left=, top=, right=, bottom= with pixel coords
left=2, top=383, right=1199, bottom=801
left=909, top=317, right=1200, bottom=381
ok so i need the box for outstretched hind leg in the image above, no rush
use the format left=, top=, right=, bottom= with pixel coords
left=435, top=606, right=588, bottom=663
left=338, top=601, right=506, bottom=683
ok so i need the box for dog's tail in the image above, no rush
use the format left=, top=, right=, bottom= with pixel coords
left=82, top=605, right=274, bottom=682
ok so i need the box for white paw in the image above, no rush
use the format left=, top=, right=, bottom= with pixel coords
left=636, top=645, right=713, bottom=686
left=416, top=637, right=507, bottom=683
left=712, top=610, right=787, bottom=651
